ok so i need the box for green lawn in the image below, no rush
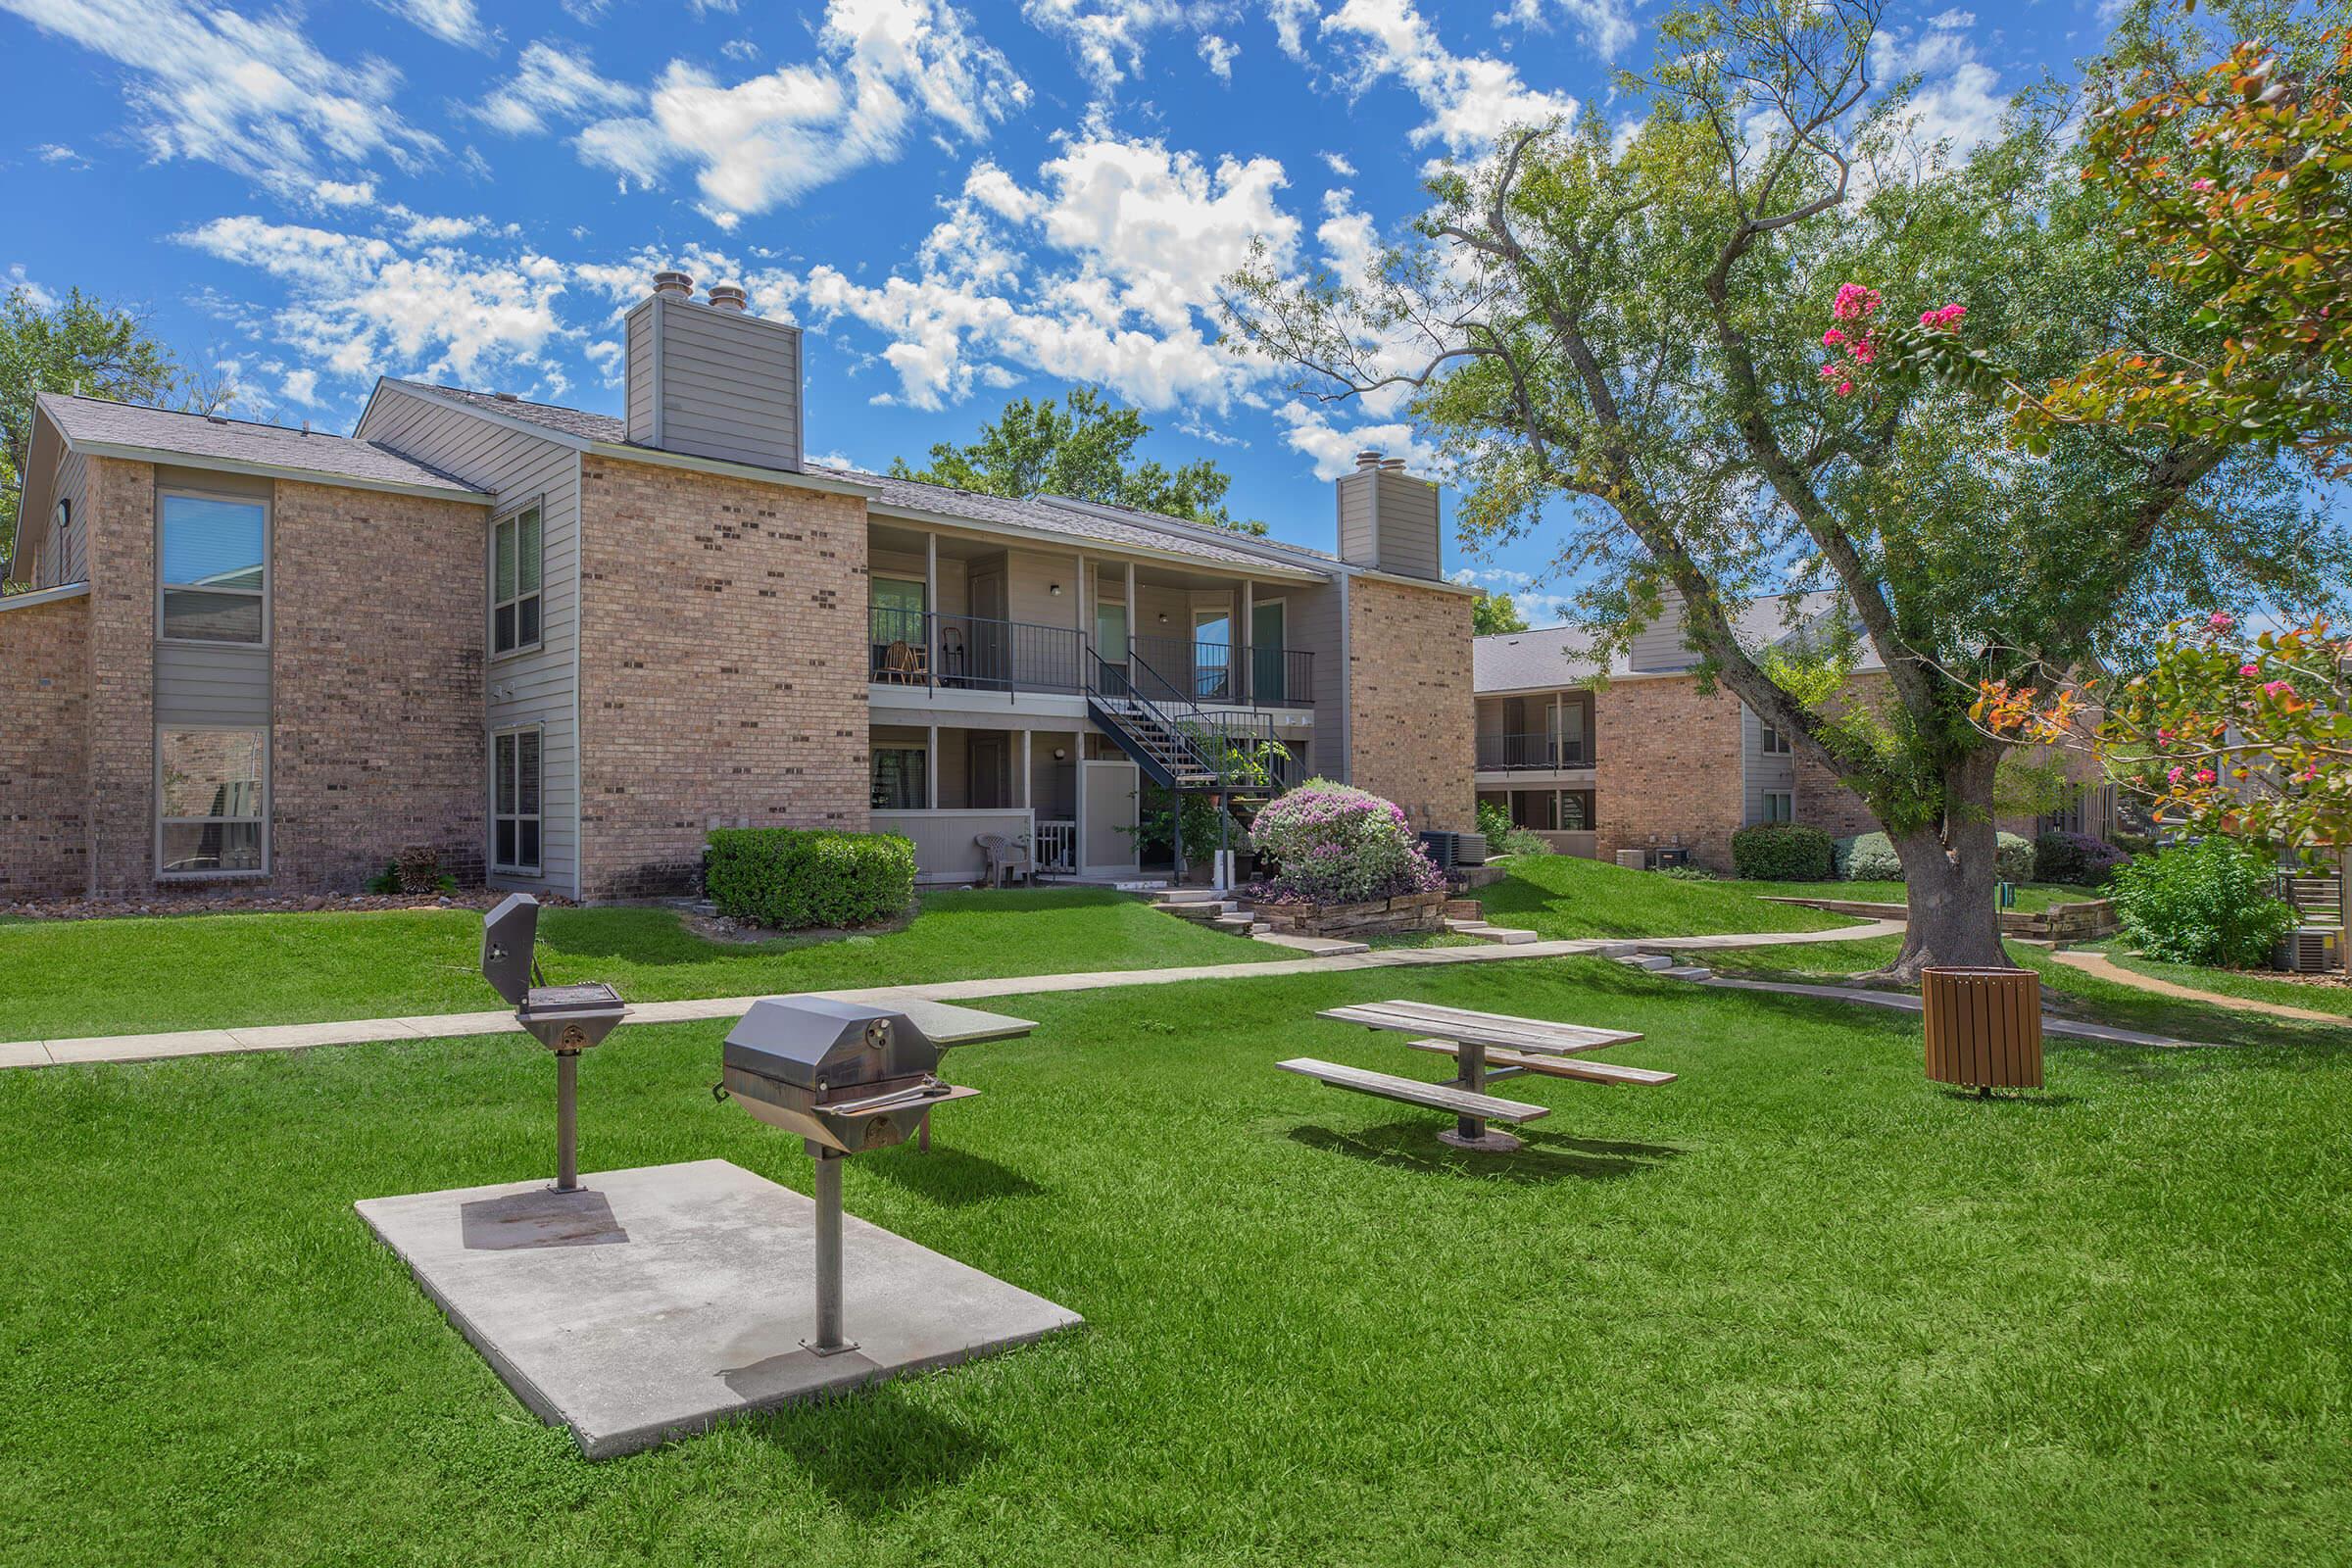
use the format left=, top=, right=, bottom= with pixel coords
left=0, top=889, right=1285, bottom=1040
left=2085, top=941, right=2352, bottom=1019
left=1477, top=854, right=1857, bottom=939
left=3, top=959, right=2344, bottom=1565
left=1732, top=878, right=2102, bottom=912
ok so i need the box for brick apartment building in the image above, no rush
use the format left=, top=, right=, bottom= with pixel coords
left=1, top=271, right=1474, bottom=902
left=1474, top=594, right=2113, bottom=872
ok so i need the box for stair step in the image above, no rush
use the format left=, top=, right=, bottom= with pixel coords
left=1657, top=965, right=1714, bottom=981
left=1252, top=931, right=1372, bottom=956
left=1614, top=954, right=1677, bottom=971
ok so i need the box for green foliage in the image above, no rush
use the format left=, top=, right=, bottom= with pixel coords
left=2, top=285, right=217, bottom=552
left=1834, top=832, right=1905, bottom=882
left=1732, top=822, right=1835, bottom=882
left=703, top=828, right=915, bottom=930
left=1248, top=778, right=1446, bottom=905
left=2034, top=830, right=2133, bottom=887
left=1993, top=831, right=2038, bottom=884
left=1499, top=825, right=1554, bottom=857
left=1476, top=798, right=1513, bottom=843
left=1472, top=591, right=1531, bottom=635
left=1125, top=786, right=1249, bottom=866
left=887, top=386, right=1261, bottom=533
left=2109, top=838, right=2301, bottom=966
left=1657, top=863, right=1720, bottom=881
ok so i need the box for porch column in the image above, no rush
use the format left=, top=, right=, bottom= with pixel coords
left=924, top=531, right=939, bottom=690
left=1075, top=552, right=1088, bottom=689
left=925, top=724, right=939, bottom=810
left=1020, top=728, right=1033, bottom=808
left=1240, top=579, right=1253, bottom=706
left=1124, top=561, right=1138, bottom=677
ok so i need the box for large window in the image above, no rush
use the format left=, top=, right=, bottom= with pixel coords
left=158, top=728, right=266, bottom=875
left=160, top=493, right=267, bottom=644
left=493, top=728, right=543, bottom=874
left=492, top=506, right=543, bottom=657
left=870, top=576, right=926, bottom=644
left=1762, top=790, right=1793, bottom=823
left=871, top=748, right=927, bottom=810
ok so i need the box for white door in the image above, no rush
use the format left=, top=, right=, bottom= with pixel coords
left=1082, top=760, right=1140, bottom=875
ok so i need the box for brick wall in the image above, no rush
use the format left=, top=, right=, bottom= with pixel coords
left=1792, top=747, right=1882, bottom=839
left=575, top=455, right=870, bottom=900
left=270, top=480, right=488, bottom=891
left=1347, top=576, right=1474, bottom=831
left=83, top=457, right=156, bottom=894
left=0, top=593, right=90, bottom=898
left=1593, top=674, right=1748, bottom=871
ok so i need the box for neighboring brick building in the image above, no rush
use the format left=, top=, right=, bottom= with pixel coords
left=1474, top=595, right=2113, bottom=872
left=2, top=270, right=1475, bottom=900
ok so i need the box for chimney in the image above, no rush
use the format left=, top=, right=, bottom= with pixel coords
left=623, top=269, right=806, bottom=470
left=1335, top=450, right=1442, bottom=580
left=1626, top=584, right=1690, bottom=670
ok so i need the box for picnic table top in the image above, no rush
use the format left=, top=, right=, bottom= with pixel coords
left=1318, top=1000, right=1643, bottom=1055
left=891, top=999, right=1038, bottom=1048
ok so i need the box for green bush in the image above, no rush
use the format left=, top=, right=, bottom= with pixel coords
left=1731, top=822, right=1834, bottom=881
left=2034, top=830, right=2132, bottom=887
left=1834, top=831, right=1904, bottom=881
left=2109, top=839, right=2300, bottom=967
left=703, top=828, right=916, bottom=931
left=1476, top=799, right=1513, bottom=845
left=1498, top=825, right=1553, bottom=858
left=1993, top=831, right=2036, bottom=884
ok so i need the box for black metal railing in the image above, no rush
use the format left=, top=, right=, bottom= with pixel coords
left=1476, top=732, right=1594, bottom=770
left=868, top=609, right=1087, bottom=695
left=1129, top=634, right=1314, bottom=709
left=1085, top=648, right=1291, bottom=794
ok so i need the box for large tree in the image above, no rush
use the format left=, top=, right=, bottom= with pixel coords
left=1225, top=0, right=2335, bottom=978
left=2, top=285, right=217, bottom=573
left=889, top=385, right=1264, bottom=534
left=1473, top=591, right=1532, bottom=635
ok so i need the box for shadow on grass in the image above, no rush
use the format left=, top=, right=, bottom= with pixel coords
left=1931, top=1087, right=2081, bottom=1109
left=1288, top=1117, right=1684, bottom=1184
left=745, top=1384, right=1001, bottom=1516
left=858, top=1144, right=1047, bottom=1205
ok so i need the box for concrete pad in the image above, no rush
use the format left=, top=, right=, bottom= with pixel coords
left=224, top=1018, right=427, bottom=1054
left=46, top=1029, right=247, bottom=1065
left=0, top=1042, right=52, bottom=1068
left=391, top=1009, right=525, bottom=1041
left=355, top=1158, right=1081, bottom=1459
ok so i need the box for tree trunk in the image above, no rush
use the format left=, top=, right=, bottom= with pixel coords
left=1875, top=748, right=2012, bottom=983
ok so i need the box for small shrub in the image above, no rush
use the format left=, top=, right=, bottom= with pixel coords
left=2034, top=830, right=2131, bottom=887
left=1731, top=822, right=1834, bottom=882
left=1993, top=831, right=2036, bottom=884
left=704, top=828, right=916, bottom=931
left=1834, top=831, right=1904, bottom=881
left=1248, top=779, right=1446, bottom=906
left=2108, top=839, right=2299, bottom=967
left=1475, top=799, right=1512, bottom=844
left=1499, top=825, right=1553, bottom=858
left=1658, top=863, right=1719, bottom=881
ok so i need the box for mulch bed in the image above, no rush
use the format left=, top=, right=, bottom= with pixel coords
left=0, top=888, right=564, bottom=923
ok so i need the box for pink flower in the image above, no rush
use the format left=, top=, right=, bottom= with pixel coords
left=2193, top=768, right=2218, bottom=786
left=1820, top=362, right=1839, bottom=379
left=2264, top=680, right=2296, bottom=700
left=2207, top=611, right=2235, bottom=632
left=1852, top=339, right=1877, bottom=365
left=2240, top=662, right=2261, bottom=677
left=1832, top=283, right=1883, bottom=321
left=1835, top=380, right=1853, bottom=396
left=2190, top=178, right=2214, bottom=191
left=2167, top=766, right=2186, bottom=785
left=1823, top=327, right=1845, bottom=347
left=1918, top=303, right=1969, bottom=331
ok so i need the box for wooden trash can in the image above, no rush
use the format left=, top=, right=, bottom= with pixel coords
left=1921, top=966, right=2044, bottom=1092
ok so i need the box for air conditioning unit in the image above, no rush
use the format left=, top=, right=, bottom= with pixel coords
left=1615, top=849, right=1649, bottom=871
left=1419, top=831, right=1489, bottom=873
left=2273, top=926, right=2345, bottom=974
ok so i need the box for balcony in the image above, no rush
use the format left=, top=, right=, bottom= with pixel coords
left=1476, top=732, right=1594, bottom=771
left=871, top=610, right=1312, bottom=710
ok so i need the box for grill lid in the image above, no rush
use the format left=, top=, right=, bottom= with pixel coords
left=482, top=893, right=542, bottom=1006
left=722, top=998, right=941, bottom=1089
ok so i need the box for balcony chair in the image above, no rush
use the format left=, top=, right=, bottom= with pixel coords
left=877, top=639, right=927, bottom=684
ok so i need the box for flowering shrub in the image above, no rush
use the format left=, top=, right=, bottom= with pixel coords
left=1247, top=779, right=1446, bottom=906
left=2034, top=830, right=2132, bottom=887
left=1817, top=281, right=1966, bottom=398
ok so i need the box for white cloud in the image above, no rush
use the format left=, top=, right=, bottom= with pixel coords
left=176, top=216, right=572, bottom=386
left=474, top=40, right=639, bottom=136
left=1276, top=403, right=1438, bottom=479
left=576, top=0, right=1029, bottom=218
left=376, top=0, right=489, bottom=49
left=5, top=263, right=58, bottom=310
left=1871, top=12, right=2009, bottom=164
left=722, top=37, right=760, bottom=61
left=1492, top=0, right=1638, bottom=62
left=1450, top=564, right=1573, bottom=622
left=1321, top=0, right=1578, bottom=156
left=280, top=367, right=320, bottom=405
left=1021, top=0, right=1225, bottom=92
left=691, top=0, right=741, bottom=13
left=313, top=178, right=378, bottom=208
left=1319, top=149, right=1356, bottom=176
left=1198, top=32, right=1237, bottom=79
left=34, top=141, right=82, bottom=165
left=0, top=0, right=442, bottom=194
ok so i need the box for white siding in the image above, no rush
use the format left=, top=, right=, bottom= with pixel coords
left=358, top=389, right=583, bottom=897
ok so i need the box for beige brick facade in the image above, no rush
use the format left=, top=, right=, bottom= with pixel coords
left=270, top=479, right=488, bottom=891
left=0, top=592, right=91, bottom=898
left=575, top=454, right=871, bottom=899
left=83, top=457, right=158, bottom=894
left=1592, top=674, right=1749, bottom=871
left=1348, top=576, right=1474, bottom=831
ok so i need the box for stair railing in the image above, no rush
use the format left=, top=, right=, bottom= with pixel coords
left=1086, top=646, right=1271, bottom=791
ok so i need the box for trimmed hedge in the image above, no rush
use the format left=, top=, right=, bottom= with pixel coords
left=704, top=828, right=916, bottom=931
left=1834, top=828, right=2036, bottom=883
left=1731, top=822, right=1834, bottom=881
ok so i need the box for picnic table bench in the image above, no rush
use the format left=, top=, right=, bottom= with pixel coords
left=1283, top=999, right=1670, bottom=1152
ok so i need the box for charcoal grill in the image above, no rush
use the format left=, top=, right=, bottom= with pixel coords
left=717, top=998, right=977, bottom=1355
left=482, top=893, right=628, bottom=1194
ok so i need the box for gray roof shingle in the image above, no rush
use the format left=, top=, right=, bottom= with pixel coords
left=387, top=379, right=1319, bottom=575
left=1474, top=591, right=1880, bottom=691
left=38, top=393, right=485, bottom=498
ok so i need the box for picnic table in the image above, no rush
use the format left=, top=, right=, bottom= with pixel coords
left=887, top=998, right=1035, bottom=1152
left=1280, top=999, right=1672, bottom=1152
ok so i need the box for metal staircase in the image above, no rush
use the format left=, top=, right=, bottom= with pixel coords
left=1084, top=649, right=1282, bottom=798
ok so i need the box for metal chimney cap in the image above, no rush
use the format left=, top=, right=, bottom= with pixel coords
left=1354, top=449, right=1385, bottom=470
left=652, top=270, right=694, bottom=299
left=1380, top=458, right=1408, bottom=472
left=707, top=283, right=749, bottom=312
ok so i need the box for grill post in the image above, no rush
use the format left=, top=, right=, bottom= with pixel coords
left=553, top=1051, right=580, bottom=1193
left=806, top=1146, right=857, bottom=1355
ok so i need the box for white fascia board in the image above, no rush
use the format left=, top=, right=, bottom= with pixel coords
left=0, top=581, right=91, bottom=613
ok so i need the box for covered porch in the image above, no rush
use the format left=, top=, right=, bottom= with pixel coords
left=870, top=719, right=1148, bottom=886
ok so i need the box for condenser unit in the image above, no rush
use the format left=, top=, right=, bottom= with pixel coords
left=2273, top=926, right=2345, bottom=974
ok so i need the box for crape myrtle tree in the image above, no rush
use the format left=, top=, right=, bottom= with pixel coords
left=1222, top=0, right=2328, bottom=979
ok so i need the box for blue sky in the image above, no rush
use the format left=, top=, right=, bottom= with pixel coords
left=1, top=0, right=2123, bottom=617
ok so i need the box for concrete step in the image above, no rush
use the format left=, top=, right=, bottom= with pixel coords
left=1614, top=953, right=1677, bottom=971
left=1212, top=912, right=1258, bottom=932
left=1252, top=931, right=1372, bottom=956
left=1658, top=964, right=1714, bottom=981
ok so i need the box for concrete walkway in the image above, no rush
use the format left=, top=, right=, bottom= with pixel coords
left=2046, top=948, right=2349, bottom=1025
left=1677, top=973, right=2228, bottom=1050
left=0, top=919, right=1906, bottom=1070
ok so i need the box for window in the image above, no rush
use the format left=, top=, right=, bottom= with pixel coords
left=1193, top=609, right=1232, bottom=701
left=1760, top=722, right=1791, bottom=756
left=870, top=577, right=926, bottom=645
left=492, top=506, right=543, bottom=657
left=492, top=728, right=543, bottom=874
left=161, top=493, right=266, bottom=643
left=871, top=748, right=927, bottom=810
left=1763, top=790, right=1793, bottom=823
left=158, top=728, right=266, bottom=875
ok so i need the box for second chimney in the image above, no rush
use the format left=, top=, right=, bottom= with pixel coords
left=623, top=270, right=806, bottom=470
left=1335, top=451, right=1442, bottom=580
